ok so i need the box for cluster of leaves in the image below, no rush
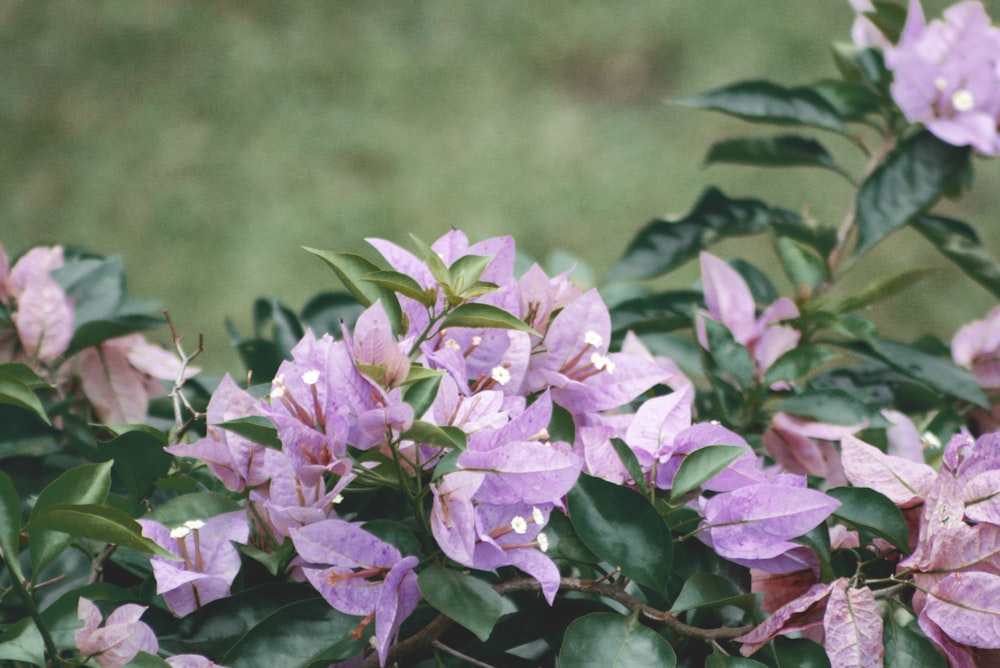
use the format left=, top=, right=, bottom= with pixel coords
left=5, top=1, right=1000, bottom=667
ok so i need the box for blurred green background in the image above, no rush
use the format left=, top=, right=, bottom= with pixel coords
left=3, top=0, right=996, bottom=374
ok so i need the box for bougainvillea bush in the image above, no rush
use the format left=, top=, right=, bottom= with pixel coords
left=5, top=1, right=1000, bottom=666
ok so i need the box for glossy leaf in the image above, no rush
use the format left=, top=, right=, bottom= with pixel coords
left=774, top=388, right=884, bottom=426
left=772, top=636, right=832, bottom=668
left=220, top=597, right=367, bottom=667
left=883, top=611, right=948, bottom=668
left=678, top=80, right=848, bottom=133
left=29, top=461, right=113, bottom=576
left=215, top=415, right=282, bottom=449
left=669, top=573, right=755, bottom=614
left=448, top=253, right=493, bottom=294
left=855, top=130, right=972, bottom=255
left=403, top=374, right=443, bottom=418
left=764, top=346, right=837, bottom=386
left=671, top=445, right=749, bottom=500
left=408, top=233, right=451, bottom=286
left=913, top=214, right=1000, bottom=299
left=605, top=188, right=786, bottom=282
left=362, top=270, right=434, bottom=306
left=441, top=302, right=539, bottom=335
left=402, top=420, right=467, bottom=451
left=560, top=611, right=677, bottom=667
left=567, top=473, right=673, bottom=594
left=826, top=486, right=909, bottom=552
left=0, top=617, right=45, bottom=667
left=99, top=429, right=175, bottom=499
left=608, top=290, right=699, bottom=335
left=0, top=470, right=23, bottom=580
left=302, top=248, right=404, bottom=336
left=705, top=135, right=841, bottom=172
left=129, top=652, right=172, bottom=668
left=809, top=79, right=883, bottom=121
left=706, top=653, right=768, bottom=668
left=701, top=317, right=754, bottom=388
left=418, top=566, right=504, bottom=641
left=0, top=368, right=50, bottom=426
left=831, top=43, right=888, bottom=86
left=27, top=503, right=181, bottom=560
left=610, top=437, right=648, bottom=497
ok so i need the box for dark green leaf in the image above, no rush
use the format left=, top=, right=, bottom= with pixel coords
left=543, top=508, right=599, bottom=564
left=98, top=422, right=168, bottom=443
left=300, top=291, right=364, bottom=336
left=678, top=80, right=848, bottom=133
left=913, top=214, right=1000, bottom=300
left=0, top=470, right=24, bottom=580
left=794, top=523, right=835, bottom=583
left=705, top=135, right=841, bottom=172
left=0, top=617, right=45, bottom=666
left=239, top=539, right=295, bottom=577
left=361, top=519, right=423, bottom=558
left=30, top=461, right=113, bottom=576
left=418, top=566, right=505, bottom=641
left=608, top=290, right=699, bottom=335
left=215, top=415, right=282, bottom=449
left=669, top=573, right=755, bottom=614
left=865, top=0, right=909, bottom=44
left=730, top=258, right=779, bottom=305
left=567, top=473, right=673, bottom=594
left=809, top=79, right=883, bottom=121
left=362, top=270, right=434, bottom=306
left=831, top=43, right=889, bottom=87
left=220, top=597, right=367, bottom=667
left=229, top=335, right=286, bottom=383
left=671, top=445, right=749, bottom=500
left=559, top=611, right=677, bottom=667
left=99, top=430, right=174, bottom=499
left=441, top=302, right=539, bottom=335
left=884, top=610, right=949, bottom=668
left=764, top=346, right=837, bottom=386
left=401, top=420, right=467, bottom=451
left=829, top=268, right=938, bottom=313
left=605, top=188, right=788, bottom=282
left=267, top=297, right=305, bottom=357
left=302, top=248, right=404, bottom=336
left=706, top=653, right=768, bottom=668
left=610, top=437, right=648, bottom=497
left=65, top=314, right=166, bottom=356
left=129, top=652, right=173, bottom=668
left=0, top=368, right=50, bottom=426
left=403, top=374, right=442, bottom=418
left=772, top=636, right=831, bottom=668
left=701, top=317, right=754, bottom=388
left=827, top=486, right=909, bottom=552
left=27, top=503, right=181, bottom=560
left=51, top=254, right=125, bottom=326
left=855, top=130, right=972, bottom=255
left=774, top=236, right=827, bottom=293
left=0, top=363, right=50, bottom=390
left=774, top=388, right=886, bottom=426
left=148, top=492, right=244, bottom=527
left=770, top=218, right=838, bottom=258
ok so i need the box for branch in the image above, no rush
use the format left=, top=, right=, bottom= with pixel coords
left=366, top=575, right=752, bottom=667
left=163, top=310, right=205, bottom=445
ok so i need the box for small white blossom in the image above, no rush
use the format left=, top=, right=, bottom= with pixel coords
left=444, top=338, right=461, bottom=351
left=532, top=506, right=544, bottom=525
left=951, top=89, right=975, bottom=112
left=170, top=526, right=192, bottom=539
left=184, top=519, right=206, bottom=531
left=301, top=370, right=321, bottom=385
left=510, top=516, right=528, bottom=534
left=536, top=532, right=549, bottom=552
left=590, top=352, right=615, bottom=374
left=584, top=330, right=604, bottom=348
left=332, top=494, right=344, bottom=505
left=270, top=374, right=286, bottom=399
left=491, top=365, right=511, bottom=386
left=471, top=336, right=483, bottom=346
left=934, top=76, right=948, bottom=91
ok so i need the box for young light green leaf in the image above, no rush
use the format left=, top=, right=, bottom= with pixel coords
left=567, top=473, right=673, bottom=594
left=448, top=254, right=493, bottom=294
left=774, top=235, right=827, bottom=294
left=559, top=611, right=677, bottom=667
left=408, top=234, right=451, bottom=287
left=401, top=420, right=467, bottom=451
left=671, top=445, right=749, bottom=501
left=678, top=80, right=849, bottom=134
left=855, top=130, right=971, bottom=255
left=27, top=503, right=182, bottom=561
left=441, top=303, right=539, bottom=336
left=418, top=566, right=505, bottom=641
left=826, top=486, right=909, bottom=552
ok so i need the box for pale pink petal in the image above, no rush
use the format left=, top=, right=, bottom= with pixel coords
left=823, top=580, right=883, bottom=668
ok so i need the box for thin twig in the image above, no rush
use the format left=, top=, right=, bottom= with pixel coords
left=163, top=310, right=205, bottom=445
left=85, top=543, right=117, bottom=585
left=431, top=640, right=498, bottom=668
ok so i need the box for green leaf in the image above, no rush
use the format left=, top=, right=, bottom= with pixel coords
left=559, top=611, right=677, bottom=667
left=855, top=130, right=972, bottom=255
left=832, top=43, right=888, bottom=86
left=884, top=610, right=949, bottom=668
left=51, top=254, right=125, bottom=326
left=408, top=233, right=451, bottom=287
left=774, top=388, right=885, bottom=426
left=774, top=235, right=827, bottom=293
left=678, top=80, right=848, bottom=134
left=772, top=636, right=831, bottom=668
left=362, top=519, right=423, bottom=558
left=567, top=473, right=673, bottom=594
left=706, top=652, right=769, bottom=668
left=401, top=420, right=467, bottom=451
left=302, top=248, right=404, bottom=336
left=27, top=503, right=181, bottom=560
left=610, top=437, right=648, bottom=497
left=669, top=573, right=755, bottom=614
left=361, top=270, right=435, bottom=306
left=793, top=523, right=835, bottom=583
left=865, top=0, right=909, bottom=44
left=402, top=374, right=442, bottom=418
left=543, top=508, right=599, bottom=564
left=98, top=422, right=168, bottom=443
left=705, top=135, right=841, bottom=172
left=99, top=430, right=174, bottom=499
left=828, top=268, right=938, bottom=313
left=0, top=363, right=52, bottom=390
left=808, top=79, right=883, bottom=121
left=827, top=486, right=909, bottom=552
left=65, top=313, right=166, bottom=356
left=0, top=368, right=50, bottom=426
left=148, top=492, right=244, bottom=527
left=448, top=253, right=493, bottom=294
left=913, top=214, right=1000, bottom=300
left=701, top=317, right=754, bottom=388
left=239, top=539, right=295, bottom=577
left=418, top=566, right=504, bottom=641
left=764, top=346, right=837, bottom=386
left=441, top=302, right=539, bottom=336
left=220, top=597, right=368, bottom=667
left=852, top=338, right=988, bottom=408
left=605, top=188, right=787, bottom=283
left=30, top=461, right=113, bottom=576
left=299, top=291, right=364, bottom=336
left=129, top=652, right=173, bottom=667
left=608, top=290, right=699, bottom=335
left=0, top=471, right=24, bottom=580
left=0, top=616, right=45, bottom=666
left=215, top=415, right=282, bottom=449
left=671, top=445, right=749, bottom=501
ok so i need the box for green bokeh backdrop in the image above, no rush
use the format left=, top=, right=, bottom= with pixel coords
left=3, top=0, right=995, bottom=373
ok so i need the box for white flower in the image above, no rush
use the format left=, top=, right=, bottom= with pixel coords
left=532, top=506, right=544, bottom=525
left=510, top=516, right=528, bottom=534
left=491, top=365, right=511, bottom=386
left=536, top=532, right=549, bottom=552
left=301, top=370, right=321, bottom=385
left=590, top=352, right=615, bottom=374
left=169, top=526, right=191, bottom=539
left=584, top=330, right=604, bottom=348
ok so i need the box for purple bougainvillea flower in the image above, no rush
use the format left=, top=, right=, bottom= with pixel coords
left=289, top=519, right=420, bottom=667
left=736, top=581, right=835, bottom=656
left=75, top=597, right=159, bottom=668
left=166, top=374, right=275, bottom=492
left=516, top=263, right=581, bottom=339
left=762, top=412, right=862, bottom=486
left=165, top=656, right=227, bottom=668
left=849, top=0, right=892, bottom=48
left=841, top=434, right=935, bottom=507
left=0, top=244, right=74, bottom=363
left=953, top=304, right=1000, bottom=388
left=886, top=0, right=1000, bottom=155
left=139, top=510, right=249, bottom=617
left=344, top=300, right=411, bottom=389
